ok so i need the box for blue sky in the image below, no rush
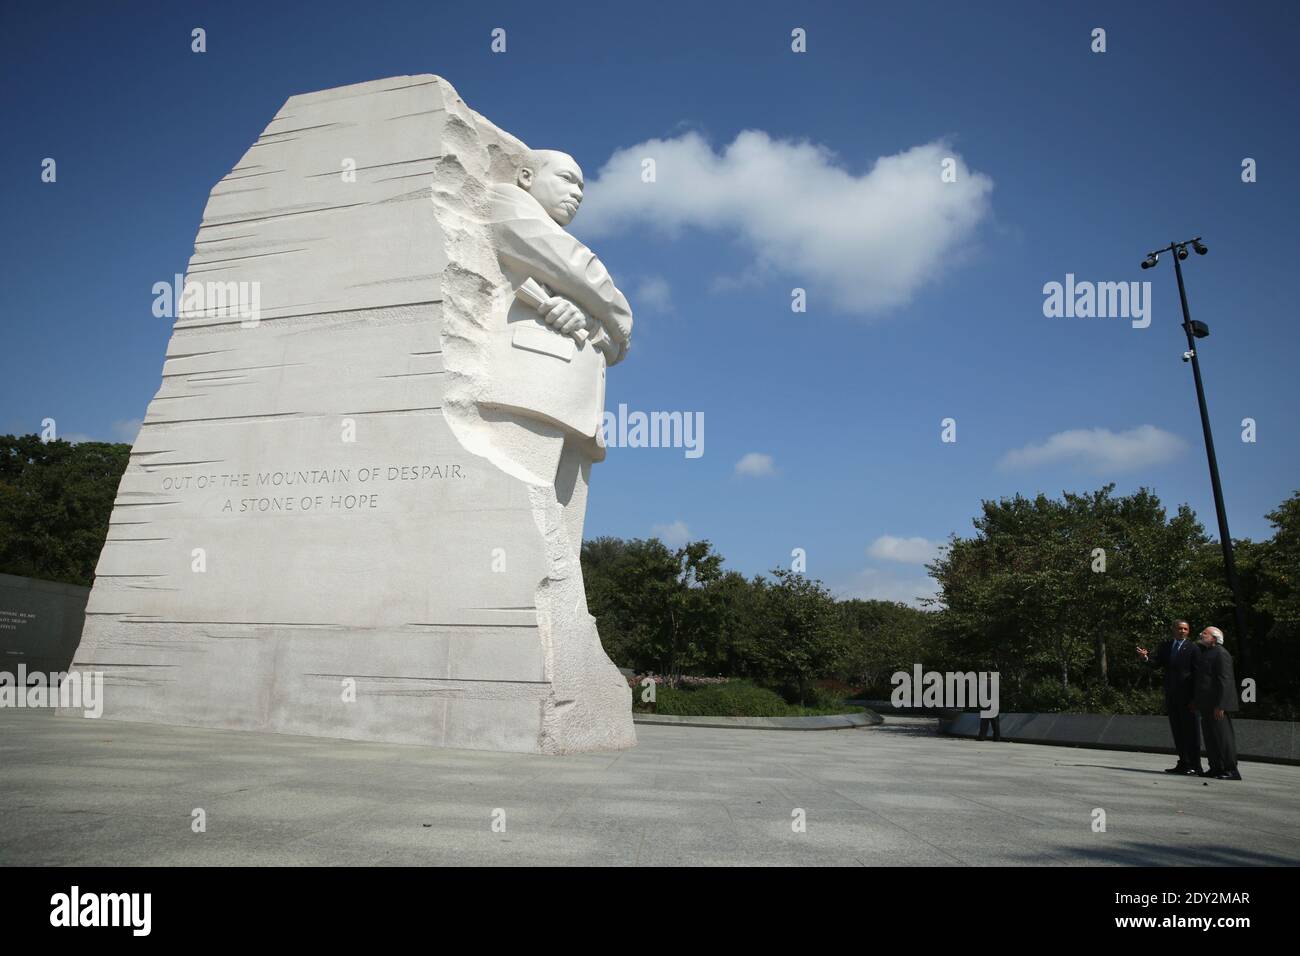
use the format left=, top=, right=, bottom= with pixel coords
left=3, top=0, right=1298, bottom=603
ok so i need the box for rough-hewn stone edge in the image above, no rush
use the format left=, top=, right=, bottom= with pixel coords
left=632, top=710, right=882, bottom=731
left=940, top=712, right=1300, bottom=765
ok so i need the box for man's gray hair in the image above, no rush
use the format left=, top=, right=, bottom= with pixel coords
left=1205, top=626, right=1225, bottom=644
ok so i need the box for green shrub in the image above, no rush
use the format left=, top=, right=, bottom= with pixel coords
left=1014, top=679, right=1085, bottom=713
left=1078, top=685, right=1165, bottom=716
left=1011, top=679, right=1164, bottom=715
left=805, top=685, right=850, bottom=710
left=650, top=681, right=787, bottom=716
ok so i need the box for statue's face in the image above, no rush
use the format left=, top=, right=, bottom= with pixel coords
left=520, top=152, right=584, bottom=226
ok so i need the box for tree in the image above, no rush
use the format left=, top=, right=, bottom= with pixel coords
left=1238, top=493, right=1300, bottom=716
left=747, top=568, right=847, bottom=704
left=1258, top=492, right=1300, bottom=629
left=928, top=485, right=1218, bottom=708
left=581, top=536, right=680, bottom=672
left=577, top=486, right=1300, bottom=717
left=0, top=435, right=130, bottom=586
left=580, top=536, right=729, bottom=676
left=839, top=598, right=932, bottom=693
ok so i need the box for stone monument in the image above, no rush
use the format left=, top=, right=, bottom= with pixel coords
left=67, top=75, right=636, bottom=754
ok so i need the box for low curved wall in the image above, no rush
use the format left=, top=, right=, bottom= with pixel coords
left=941, top=712, right=1299, bottom=765
left=633, top=711, right=881, bottom=731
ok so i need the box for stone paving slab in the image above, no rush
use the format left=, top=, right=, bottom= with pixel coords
left=2, top=711, right=1297, bottom=866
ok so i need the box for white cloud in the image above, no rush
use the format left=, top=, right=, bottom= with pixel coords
left=579, top=130, right=993, bottom=314
left=839, top=567, right=940, bottom=609
left=999, top=425, right=1187, bottom=473
left=633, top=276, right=673, bottom=312
left=652, top=520, right=691, bottom=547
left=734, top=452, right=775, bottom=477
left=868, top=535, right=942, bottom=565
left=707, top=265, right=768, bottom=295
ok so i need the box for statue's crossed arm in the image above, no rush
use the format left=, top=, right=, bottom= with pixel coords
left=494, top=217, right=632, bottom=366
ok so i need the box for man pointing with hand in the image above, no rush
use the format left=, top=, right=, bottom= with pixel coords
left=1137, top=619, right=1203, bottom=775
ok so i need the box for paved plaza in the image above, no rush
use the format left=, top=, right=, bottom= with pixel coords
left=2, top=711, right=1297, bottom=866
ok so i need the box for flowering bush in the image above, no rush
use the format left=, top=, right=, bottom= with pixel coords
left=625, top=674, right=730, bottom=689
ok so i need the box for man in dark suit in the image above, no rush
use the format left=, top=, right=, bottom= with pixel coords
left=1136, top=620, right=1203, bottom=775
left=1194, top=627, right=1241, bottom=780
left=977, top=714, right=1002, bottom=741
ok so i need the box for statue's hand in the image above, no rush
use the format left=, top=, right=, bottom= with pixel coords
left=541, top=296, right=589, bottom=341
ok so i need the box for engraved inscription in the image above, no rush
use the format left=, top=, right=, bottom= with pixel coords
left=155, top=463, right=467, bottom=514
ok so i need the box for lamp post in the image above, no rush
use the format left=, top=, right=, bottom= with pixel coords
left=1141, top=237, right=1251, bottom=674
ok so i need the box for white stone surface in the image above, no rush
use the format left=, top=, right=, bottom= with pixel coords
left=70, top=75, right=635, bottom=754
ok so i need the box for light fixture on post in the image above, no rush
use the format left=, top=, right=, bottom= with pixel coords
left=1140, top=235, right=1251, bottom=676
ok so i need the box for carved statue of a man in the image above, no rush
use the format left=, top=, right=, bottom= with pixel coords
left=479, top=149, right=633, bottom=559
left=496, top=150, right=631, bottom=364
